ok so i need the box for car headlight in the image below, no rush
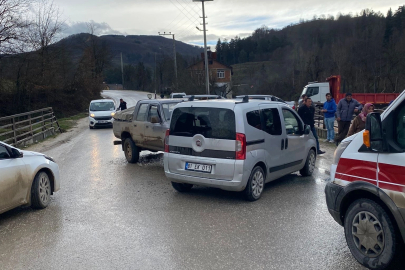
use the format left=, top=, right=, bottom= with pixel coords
left=90, top=113, right=95, bottom=117
left=44, top=155, right=55, bottom=163
left=333, top=140, right=351, bottom=165
left=111, top=112, right=115, bottom=116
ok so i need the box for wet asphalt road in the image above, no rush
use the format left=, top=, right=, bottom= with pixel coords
left=0, top=91, right=366, bottom=270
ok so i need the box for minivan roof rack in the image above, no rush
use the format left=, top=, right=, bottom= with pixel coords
left=236, top=95, right=249, bottom=104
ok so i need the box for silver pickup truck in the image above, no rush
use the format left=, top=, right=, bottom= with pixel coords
left=113, top=99, right=181, bottom=163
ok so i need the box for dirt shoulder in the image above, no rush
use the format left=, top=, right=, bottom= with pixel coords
left=26, top=117, right=88, bottom=153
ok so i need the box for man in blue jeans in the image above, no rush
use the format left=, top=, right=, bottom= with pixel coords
left=322, top=93, right=337, bottom=143
left=298, top=97, right=325, bottom=155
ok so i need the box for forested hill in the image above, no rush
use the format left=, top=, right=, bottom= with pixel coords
left=218, top=6, right=405, bottom=101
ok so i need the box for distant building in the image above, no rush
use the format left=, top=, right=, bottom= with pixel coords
left=187, top=51, right=233, bottom=97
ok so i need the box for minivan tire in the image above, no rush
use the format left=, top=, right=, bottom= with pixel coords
left=344, top=198, right=401, bottom=270
left=244, top=166, right=265, bottom=201
left=124, top=138, right=139, bottom=163
left=31, top=171, right=51, bottom=209
left=171, top=182, right=193, bottom=192
left=300, top=149, right=316, bottom=176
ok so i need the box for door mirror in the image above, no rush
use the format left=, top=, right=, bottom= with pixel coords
left=364, top=112, right=383, bottom=151
left=150, top=116, right=160, bottom=124
left=304, top=125, right=311, bottom=135
left=147, top=94, right=152, bottom=99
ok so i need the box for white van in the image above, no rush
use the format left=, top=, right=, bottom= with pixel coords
left=325, top=90, right=405, bottom=269
left=170, top=92, right=186, bottom=99
left=89, top=99, right=116, bottom=129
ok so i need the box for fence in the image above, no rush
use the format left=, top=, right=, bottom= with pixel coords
left=0, top=108, right=61, bottom=146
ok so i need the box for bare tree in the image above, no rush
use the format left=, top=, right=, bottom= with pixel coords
left=0, top=0, right=31, bottom=53
left=27, top=0, right=63, bottom=51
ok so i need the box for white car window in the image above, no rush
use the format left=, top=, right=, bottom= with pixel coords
left=0, top=145, right=10, bottom=159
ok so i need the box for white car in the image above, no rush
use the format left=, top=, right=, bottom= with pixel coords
left=0, top=142, right=60, bottom=214
left=170, top=92, right=186, bottom=99
left=89, top=99, right=116, bottom=129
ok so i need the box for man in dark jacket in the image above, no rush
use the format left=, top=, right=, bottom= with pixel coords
left=335, top=93, right=363, bottom=144
left=298, top=98, right=325, bottom=155
left=117, top=99, right=127, bottom=111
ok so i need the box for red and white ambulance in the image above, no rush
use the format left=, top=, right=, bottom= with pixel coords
left=325, top=90, right=405, bottom=269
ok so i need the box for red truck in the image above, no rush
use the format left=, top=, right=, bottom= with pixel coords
left=300, top=75, right=399, bottom=108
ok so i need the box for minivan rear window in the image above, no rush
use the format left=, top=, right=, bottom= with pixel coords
left=170, top=107, right=236, bottom=140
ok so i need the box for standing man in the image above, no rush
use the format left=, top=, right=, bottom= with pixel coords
left=322, top=93, right=337, bottom=143
left=335, top=93, right=363, bottom=145
left=299, top=94, right=307, bottom=108
left=298, top=97, right=325, bottom=155
left=117, top=98, right=127, bottom=111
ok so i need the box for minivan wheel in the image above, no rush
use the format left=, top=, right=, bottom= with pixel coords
left=244, top=166, right=265, bottom=201
left=171, top=182, right=193, bottom=192
left=123, top=138, right=139, bottom=163
left=31, top=171, right=51, bottom=209
left=344, top=198, right=401, bottom=270
left=300, top=149, right=316, bottom=176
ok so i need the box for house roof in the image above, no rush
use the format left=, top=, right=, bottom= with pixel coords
left=187, top=59, right=233, bottom=70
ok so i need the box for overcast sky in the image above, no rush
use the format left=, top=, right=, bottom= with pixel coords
left=54, top=0, right=404, bottom=46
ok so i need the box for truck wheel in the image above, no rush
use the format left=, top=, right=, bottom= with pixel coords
left=171, top=182, right=193, bottom=192
left=300, top=149, right=316, bottom=176
left=244, top=166, right=265, bottom=201
left=123, top=138, right=139, bottom=163
left=31, top=171, right=51, bottom=209
left=344, top=198, right=401, bottom=270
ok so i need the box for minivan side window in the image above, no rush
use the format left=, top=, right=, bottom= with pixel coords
left=136, top=104, right=149, bottom=121
left=261, top=108, right=282, bottom=135
left=282, top=109, right=302, bottom=135
left=395, top=103, right=405, bottom=148
left=246, top=110, right=262, bottom=130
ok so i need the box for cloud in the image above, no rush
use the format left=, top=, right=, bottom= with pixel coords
left=61, top=20, right=125, bottom=36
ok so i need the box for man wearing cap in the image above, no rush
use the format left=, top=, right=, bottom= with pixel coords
left=335, top=93, right=363, bottom=145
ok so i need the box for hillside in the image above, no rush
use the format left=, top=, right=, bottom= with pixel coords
left=56, top=33, right=203, bottom=67
left=220, top=6, right=405, bottom=101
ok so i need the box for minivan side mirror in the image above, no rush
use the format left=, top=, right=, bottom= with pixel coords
left=11, top=148, right=23, bottom=158
left=304, top=125, right=311, bottom=135
left=364, top=112, right=383, bottom=152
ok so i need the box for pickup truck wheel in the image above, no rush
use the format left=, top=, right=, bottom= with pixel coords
left=31, top=171, right=51, bottom=209
left=244, top=166, right=265, bottom=201
left=171, top=182, right=193, bottom=192
left=124, top=138, right=139, bottom=163
left=300, top=149, right=316, bottom=176
left=344, top=198, right=401, bottom=270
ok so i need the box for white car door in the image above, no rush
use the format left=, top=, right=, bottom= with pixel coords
left=0, top=144, right=28, bottom=212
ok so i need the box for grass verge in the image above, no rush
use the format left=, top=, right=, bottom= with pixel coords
left=58, top=113, right=88, bottom=132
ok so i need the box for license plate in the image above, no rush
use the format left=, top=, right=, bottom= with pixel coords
left=185, top=162, right=212, bottom=173
left=99, top=121, right=107, bottom=123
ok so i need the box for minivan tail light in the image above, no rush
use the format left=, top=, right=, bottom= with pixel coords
left=164, top=129, right=170, bottom=153
left=236, top=133, right=246, bottom=160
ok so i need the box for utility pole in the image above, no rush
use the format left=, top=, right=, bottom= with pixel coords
left=159, top=32, right=178, bottom=90
left=120, top=52, right=124, bottom=90
left=194, top=0, right=213, bottom=95
left=155, top=52, right=157, bottom=99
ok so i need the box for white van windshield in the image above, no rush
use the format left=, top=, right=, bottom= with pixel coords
left=90, top=102, right=115, bottom=111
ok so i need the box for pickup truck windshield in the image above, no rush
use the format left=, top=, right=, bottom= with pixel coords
left=90, top=102, right=115, bottom=111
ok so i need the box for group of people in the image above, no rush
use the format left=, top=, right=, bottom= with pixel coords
left=298, top=92, right=375, bottom=155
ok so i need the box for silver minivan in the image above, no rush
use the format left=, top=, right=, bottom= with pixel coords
left=164, top=98, right=317, bottom=201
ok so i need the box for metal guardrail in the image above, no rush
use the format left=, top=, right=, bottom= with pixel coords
left=0, top=108, right=61, bottom=146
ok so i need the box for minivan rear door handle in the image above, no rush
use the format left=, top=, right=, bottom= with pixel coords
left=281, top=139, right=284, bottom=150
left=285, top=138, right=288, bottom=149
